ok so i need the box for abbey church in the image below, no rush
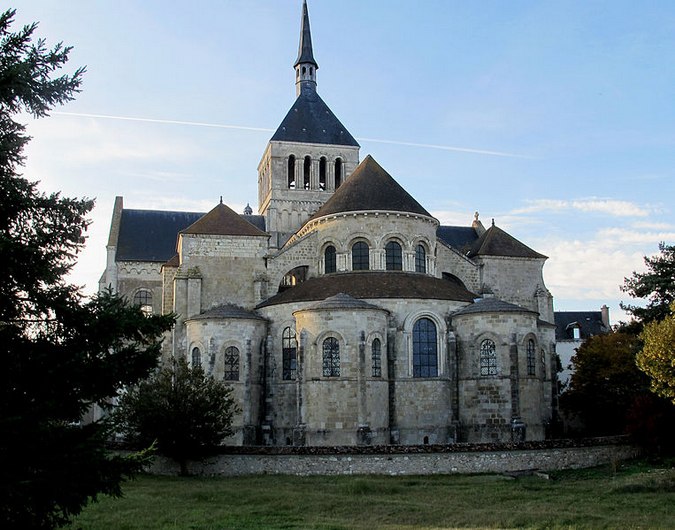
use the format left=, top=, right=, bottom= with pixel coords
left=101, top=1, right=557, bottom=446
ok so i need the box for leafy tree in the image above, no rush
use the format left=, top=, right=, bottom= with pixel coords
left=114, top=357, right=238, bottom=476
left=621, top=242, right=675, bottom=325
left=637, top=303, right=675, bottom=405
left=0, top=10, right=174, bottom=528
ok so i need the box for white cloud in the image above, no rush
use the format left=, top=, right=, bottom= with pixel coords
left=512, top=198, right=651, bottom=217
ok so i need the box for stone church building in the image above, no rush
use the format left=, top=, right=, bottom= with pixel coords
left=101, top=1, right=557, bottom=446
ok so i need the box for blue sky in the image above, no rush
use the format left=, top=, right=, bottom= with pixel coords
left=16, top=0, right=675, bottom=324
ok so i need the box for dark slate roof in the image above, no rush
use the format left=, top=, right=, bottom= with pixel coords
left=294, top=0, right=318, bottom=68
left=270, top=88, right=359, bottom=146
left=452, top=298, right=537, bottom=317
left=301, top=293, right=383, bottom=312
left=309, top=155, right=431, bottom=221
left=182, top=203, right=268, bottom=237
left=116, top=209, right=203, bottom=262
left=187, top=304, right=265, bottom=321
left=243, top=214, right=266, bottom=232
left=258, top=272, right=476, bottom=308
left=437, top=226, right=479, bottom=253
left=468, top=225, right=546, bottom=259
left=554, top=311, right=608, bottom=341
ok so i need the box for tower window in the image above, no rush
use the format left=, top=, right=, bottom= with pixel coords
left=413, top=318, right=438, bottom=377
left=322, top=337, right=340, bottom=377
left=385, top=241, right=402, bottom=271
left=282, top=327, right=297, bottom=381
left=302, top=66, right=307, bottom=75
left=372, top=338, right=382, bottom=378
left=415, top=244, right=426, bottom=273
left=319, top=157, right=327, bottom=190
left=352, top=241, right=369, bottom=270
left=303, top=156, right=311, bottom=189
left=480, top=339, right=497, bottom=376
left=324, top=245, right=336, bottom=274
left=335, top=158, right=343, bottom=189
left=224, top=346, right=240, bottom=381
left=527, top=339, right=536, bottom=376
left=288, top=155, right=296, bottom=189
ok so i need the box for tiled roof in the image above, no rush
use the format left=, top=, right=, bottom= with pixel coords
left=270, top=88, right=359, bottom=146
left=452, top=298, right=537, bottom=317
left=468, top=225, right=546, bottom=259
left=437, top=226, right=479, bottom=253
left=258, top=271, right=476, bottom=308
left=301, top=293, right=383, bottom=312
left=187, top=304, right=265, bottom=321
left=181, top=203, right=268, bottom=237
left=309, top=155, right=431, bottom=220
left=554, top=311, right=608, bottom=341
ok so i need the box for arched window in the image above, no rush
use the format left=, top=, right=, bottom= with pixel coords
left=319, top=156, right=327, bottom=190
left=415, top=244, right=426, bottom=273
left=480, top=339, right=497, bottom=376
left=191, top=347, right=201, bottom=368
left=224, top=346, right=240, bottom=381
left=385, top=241, right=402, bottom=271
left=352, top=241, right=369, bottom=270
left=527, top=339, right=536, bottom=376
left=288, top=155, right=296, bottom=189
left=133, top=289, right=152, bottom=315
left=372, top=338, right=382, bottom=377
left=282, top=327, right=297, bottom=381
left=335, top=158, right=343, bottom=189
left=322, top=337, right=340, bottom=377
left=413, top=318, right=438, bottom=377
left=324, top=245, right=336, bottom=274
left=303, top=155, right=311, bottom=189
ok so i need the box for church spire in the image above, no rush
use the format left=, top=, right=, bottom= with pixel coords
left=294, top=0, right=318, bottom=97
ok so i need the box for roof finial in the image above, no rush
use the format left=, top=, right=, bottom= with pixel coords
left=474, top=211, right=479, bottom=222
left=219, top=196, right=223, bottom=204
left=294, top=0, right=318, bottom=97
left=244, top=203, right=253, bottom=215
left=491, top=218, right=495, bottom=227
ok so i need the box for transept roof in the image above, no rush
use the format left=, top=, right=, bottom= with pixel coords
left=467, top=224, right=546, bottom=259
left=181, top=202, right=268, bottom=238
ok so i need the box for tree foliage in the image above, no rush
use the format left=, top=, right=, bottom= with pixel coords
left=114, top=357, right=238, bottom=476
left=637, top=304, right=675, bottom=405
left=0, top=10, right=174, bottom=528
left=621, top=242, right=675, bottom=326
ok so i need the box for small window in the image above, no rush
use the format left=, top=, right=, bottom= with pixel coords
left=526, top=339, right=536, bottom=376
left=288, top=155, right=296, bottom=189
left=480, top=339, right=497, bottom=376
left=282, top=327, right=297, bottom=381
left=413, top=318, right=438, bottom=377
left=191, top=347, right=201, bottom=368
left=303, top=156, right=311, bottom=189
left=322, top=337, right=340, bottom=377
left=133, top=289, right=153, bottom=315
left=372, top=338, right=382, bottom=377
left=352, top=241, right=369, bottom=270
left=335, top=158, right=343, bottom=189
left=224, top=346, right=240, bottom=381
left=302, top=66, right=307, bottom=75
left=319, top=157, right=327, bottom=190
left=385, top=241, right=403, bottom=271
left=415, top=244, right=426, bottom=273
left=573, top=326, right=581, bottom=340
left=324, top=245, right=336, bottom=274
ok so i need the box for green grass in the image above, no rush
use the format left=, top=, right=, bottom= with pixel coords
left=69, top=460, right=675, bottom=529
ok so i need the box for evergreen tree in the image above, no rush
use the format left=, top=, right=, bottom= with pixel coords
left=0, top=10, right=173, bottom=528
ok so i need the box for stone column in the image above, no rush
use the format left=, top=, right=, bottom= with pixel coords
left=242, top=338, right=257, bottom=445
left=387, top=324, right=399, bottom=444
left=356, top=331, right=371, bottom=445
left=293, top=330, right=307, bottom=446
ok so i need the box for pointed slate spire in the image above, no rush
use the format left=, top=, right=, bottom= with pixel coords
left=294, top=0, right=318, bottom=96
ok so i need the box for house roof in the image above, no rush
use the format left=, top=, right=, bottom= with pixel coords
left=181, top=202, right=268, bottom=237
left=270, top=88, right=359, bottom=147
left=309, top=155, right=431, bottom=220
left=554, top=311, right=608, bottom=341
left=452, top=298, right=537, bottom=317
left=437, top=226, right=480, bottom=253
left=258, top=271, right=476, bottom=308
left=467, top=224, right=546, bottom=259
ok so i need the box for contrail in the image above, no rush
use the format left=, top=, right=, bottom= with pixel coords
left=52, top=111, right=530, bottom=159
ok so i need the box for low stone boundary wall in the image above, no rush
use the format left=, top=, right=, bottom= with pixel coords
left=146, top=439, right=640, bottom=476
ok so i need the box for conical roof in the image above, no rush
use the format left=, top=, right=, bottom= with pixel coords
left=294, top=0, right=318, bottom=68
left=309, top=155, right=431, bottom=220
left=181, top=202, right=268, bottom=237
left=467, top=224, right=546, bottom=259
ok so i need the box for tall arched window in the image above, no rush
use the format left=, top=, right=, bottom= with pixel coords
left=282, top=327, right=297, bottom=381
left=352, top=241, right=370, bottom=270
left=224, top=346, right=240, bottom=381
left=415, top=244, right=426, bottom=273
left=372, top=338, right=382, bottom=377
left=526, top=339, right=536, bottom=376
left=335, top=158, right=343, bottom=189
left=288, top=155, right=296, bottom=189
left=319, top=156, right=327, bottom=190
left=303, top=155, right=311, bottom=189
left=324, top=245, right=336, bottom=274
left=322, top=337, right=340, bottom=377
left=191, top=347, right=201, bottom=368
left=480, top=339, right=497, bottom=376
left=385, top=241, right=402, bottom=271
left=413, top=318, right=437, bottom=377
left=133, top=289, right=153, bottom=315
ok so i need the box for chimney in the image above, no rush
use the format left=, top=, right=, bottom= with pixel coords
left=601, top=305, right=610, bottom=330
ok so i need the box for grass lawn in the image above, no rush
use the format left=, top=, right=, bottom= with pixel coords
left=69, top=459, right=675, bottom=529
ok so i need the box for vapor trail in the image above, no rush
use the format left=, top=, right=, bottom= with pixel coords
left=53, top=111, right=530, bottom=159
